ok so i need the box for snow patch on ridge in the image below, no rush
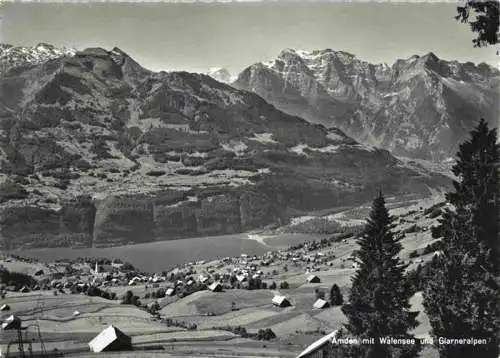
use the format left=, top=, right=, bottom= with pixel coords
left=289, top=144, right=340, bottom=156
left=326, top=132, right=345, bottom=142
left=248, top=133, right=278, bottom=144
left=221, top=141, right=248, bottom=156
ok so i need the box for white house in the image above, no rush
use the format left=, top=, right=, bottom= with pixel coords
left=208, top=282, right=223, bottom=292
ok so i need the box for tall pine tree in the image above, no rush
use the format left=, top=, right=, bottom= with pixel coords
left=341, top=192, right=420, bottom=358
left=423, top=118, right=499, bottom=358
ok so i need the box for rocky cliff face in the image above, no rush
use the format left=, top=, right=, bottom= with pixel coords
left=0, top=45, right=450, bottom=249
left=233, top=49, right=500, bottom=161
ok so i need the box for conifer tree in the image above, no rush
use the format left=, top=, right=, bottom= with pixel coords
left=341, top=192, right=420, bottom=358
left=330, top=284, right=343, bottom=306
left=423, top=119, right=499, bottom=358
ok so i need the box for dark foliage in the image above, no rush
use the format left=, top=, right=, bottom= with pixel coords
left=86, top=286, right=117, bottom=300
left=257, top=328, right=276, bottom=341
left=0, top=179, right=28, bottom=203
left=423, top=119, right=499, bottom=358
left=121, top=290, right=141, bottom=306
left=0, top=268, right=35, bottom=289
left=146, top=170, right=166, bottom=177
left=408, top=250, right=419, bottom=259
left=164, top=318, right=197, bottom=330
left=279, top=281, right=289, bottom=289
left=422, top=240, right=444, bottom=256
left=329, top=284, right=343, bottom=306
left=341, top=192, right=420, bottom=358
left=456, top=1, right=499, bottom=48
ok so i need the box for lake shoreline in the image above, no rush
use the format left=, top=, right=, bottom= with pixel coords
left=10, top=233, right=322, bottom=272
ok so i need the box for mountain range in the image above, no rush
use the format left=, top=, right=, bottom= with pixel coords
left=233, top=48, right=499, bottom=161
left=0, top=44, right=451, bottom=250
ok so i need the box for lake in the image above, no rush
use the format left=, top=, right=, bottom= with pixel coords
left=13, top=233, right=322, bottom=272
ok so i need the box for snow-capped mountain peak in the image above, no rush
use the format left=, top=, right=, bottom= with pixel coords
left=206, top=67, right=236, bottom=83
left=0, top=43, right=76, bottom=73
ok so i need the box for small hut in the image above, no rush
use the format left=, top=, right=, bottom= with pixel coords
left=313, top=298, right=329, bottom=309
left=2, top=315, right=21, bottom=330
left=307, top=275, right=321, bottom=283
left=272, top=295, right=291, bottom=308
left=88, top=325, right=132, bottom=353
left=208, top=282, right=223, bottom=292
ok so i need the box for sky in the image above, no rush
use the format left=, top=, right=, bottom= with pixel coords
left=0, top=1, right=498, bottom=74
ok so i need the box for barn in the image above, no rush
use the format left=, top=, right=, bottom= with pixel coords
left=307, top=275, right=321, bottom=283
left=313, top=298, right=329, bottom=309
left=272, top=295, right=291, bottom=307
left=1, top=315, right=21, bottom=330
left=89, top=325, right=132, bottom=353
left=296, top=330, right=338, bottom=358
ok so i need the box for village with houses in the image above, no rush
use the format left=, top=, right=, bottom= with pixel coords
left=0, top=196, right=445, bottom=358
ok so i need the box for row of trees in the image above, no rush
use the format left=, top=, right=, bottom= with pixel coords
left=334, top=119, right=498, bottom=358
